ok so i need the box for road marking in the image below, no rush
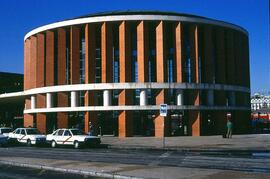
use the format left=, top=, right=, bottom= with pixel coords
left=149, top=151, right=172, bottom=166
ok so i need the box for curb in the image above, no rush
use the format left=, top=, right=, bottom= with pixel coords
left=107, top=145, right=270, bottom=154
left=0, top=160, right=143, bottom=179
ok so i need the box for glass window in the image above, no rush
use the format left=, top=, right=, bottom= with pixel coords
left=70, top=129, right=83, bottom=135
left=64, top=130, right=71, bottom=136
left=57, top=130, right=64, bottom=136
left=52, top=130, right=58, bottom=136
left=26, top=129, right=39, bottom=135
left=21, top=129, right=26, bottom=135
left=1, top=128, right=12, bottom=134
left=15, top=129, right=20, bottom=134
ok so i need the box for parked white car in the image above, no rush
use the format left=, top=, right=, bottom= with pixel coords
left=8, top=128, right=46, bottom=146
left=46, top=128, right=101, bottom=149
left=0, top=127, right=13, bottom=137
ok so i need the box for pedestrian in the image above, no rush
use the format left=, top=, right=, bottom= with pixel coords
left=226, top=114, right=233, bottom=138
left=89, top=122, right=94, bottom=136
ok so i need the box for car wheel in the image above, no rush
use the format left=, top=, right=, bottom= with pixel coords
left=27, top=139, right=31, bottom=147
left=74, top=141, right=79, bottom=149
left=51, top=140, right=57, bottom=148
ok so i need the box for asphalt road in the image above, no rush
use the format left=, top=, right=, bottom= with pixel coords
left=0, top=163, right=101, bottom=179
left=0, top=146, right=270, bottom=174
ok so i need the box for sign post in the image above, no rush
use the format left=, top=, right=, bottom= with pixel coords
left=160, top=104, right=167, bottom=148
left=160, top=104, right=167, bottom=117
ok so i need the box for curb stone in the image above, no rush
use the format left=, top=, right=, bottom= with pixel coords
left=0, top=160, right=143, bottom=179
left=107, top=145, right=270, bottom=154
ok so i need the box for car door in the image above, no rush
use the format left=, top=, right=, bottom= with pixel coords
left=55, top=129, right=64, bottom=144
left=9, top=129, right=17, bottom=138
left=18, top=129, right=27, bottom=143
left=62, top=130, right=73, bottom=145
left=12, top=129, right=21, bottom=140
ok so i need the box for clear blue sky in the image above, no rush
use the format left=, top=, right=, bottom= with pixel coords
left=0, top=0, right=269, bottom=94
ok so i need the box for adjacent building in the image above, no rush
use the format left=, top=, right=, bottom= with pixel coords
left=0, top=72, right=24, bottom=128
left=9, top=11, right=251, bottom=137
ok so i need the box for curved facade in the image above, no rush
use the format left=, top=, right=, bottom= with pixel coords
left=23, top=11, right=251, bottom=137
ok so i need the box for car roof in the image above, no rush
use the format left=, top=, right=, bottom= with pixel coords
left=16, top=128, right=37, bottom=130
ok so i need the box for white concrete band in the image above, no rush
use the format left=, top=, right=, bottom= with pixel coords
left=11, top=83, right=249, bottom=97
left=140, top=89, right=147, bottom=106
left=103, top=90, right=111, bottom=106
left=24, top=105, right=250, bottom=114
left=46, top=93, right=52, bottom=108
left=24, top=14, right=247, bottom=41
left=0, top=83, right=250, bottom=103
left=176, top=89, right=184, bottom=106
left=31, top=96, right=36, bottom=109
left=71, top=91, right=78, bottom=107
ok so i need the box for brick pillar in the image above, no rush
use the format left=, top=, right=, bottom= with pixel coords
left=137, top=21, right=149, bottom=136
left=189, top=25, right=201, bottom=136
left=46, top=31, right=55, bottom=87
left=101, top=22, right=113, bottom=83
left=175, top=22, right=183, bottom=83
left=118, top=21, right=133, bottom=138
left=24, top=39, right=30, bottom=90
left=85, top=24, right=98, bottom=135
left=137, top=21, right=149, bottom=82
left=57, top=28, right=69, bottom=128
left=24, top=38, right=34, bottom=127
left=70, top=26, right=80, bottom=84
left=25, top=36, right=38, bottom=128
left=154, top=21, right=169, bottom=137
left=36, top=33, right=47, bottom=133
left=30, top=36, right=37, bottom=89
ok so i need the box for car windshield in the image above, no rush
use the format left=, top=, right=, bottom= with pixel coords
left=26, top=129, right=40, bottom=135
left=1, top=129, right=12, bottom=133
left=70, top=129, right=84, bottom=135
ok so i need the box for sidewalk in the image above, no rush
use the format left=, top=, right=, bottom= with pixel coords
left=1, top=134, right=270, bottom=179
left=101, top=134, right=270, bottom=151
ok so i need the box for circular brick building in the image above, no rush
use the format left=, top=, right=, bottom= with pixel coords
left=23, top=11, right=251, bottom=137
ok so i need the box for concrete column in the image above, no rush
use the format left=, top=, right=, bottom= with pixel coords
left=140, top=89, right=148, bottom=106
left=71, top=91, right=78, bottom=107
left=31, top=96, right=36, bottom=109
left=207, top=90, right=214, bottom=106
left=46, top=93, right=52, bottom=108
left=176, top=90, right=183, bottom=106
left=103, top=90, right=111, bottom=106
